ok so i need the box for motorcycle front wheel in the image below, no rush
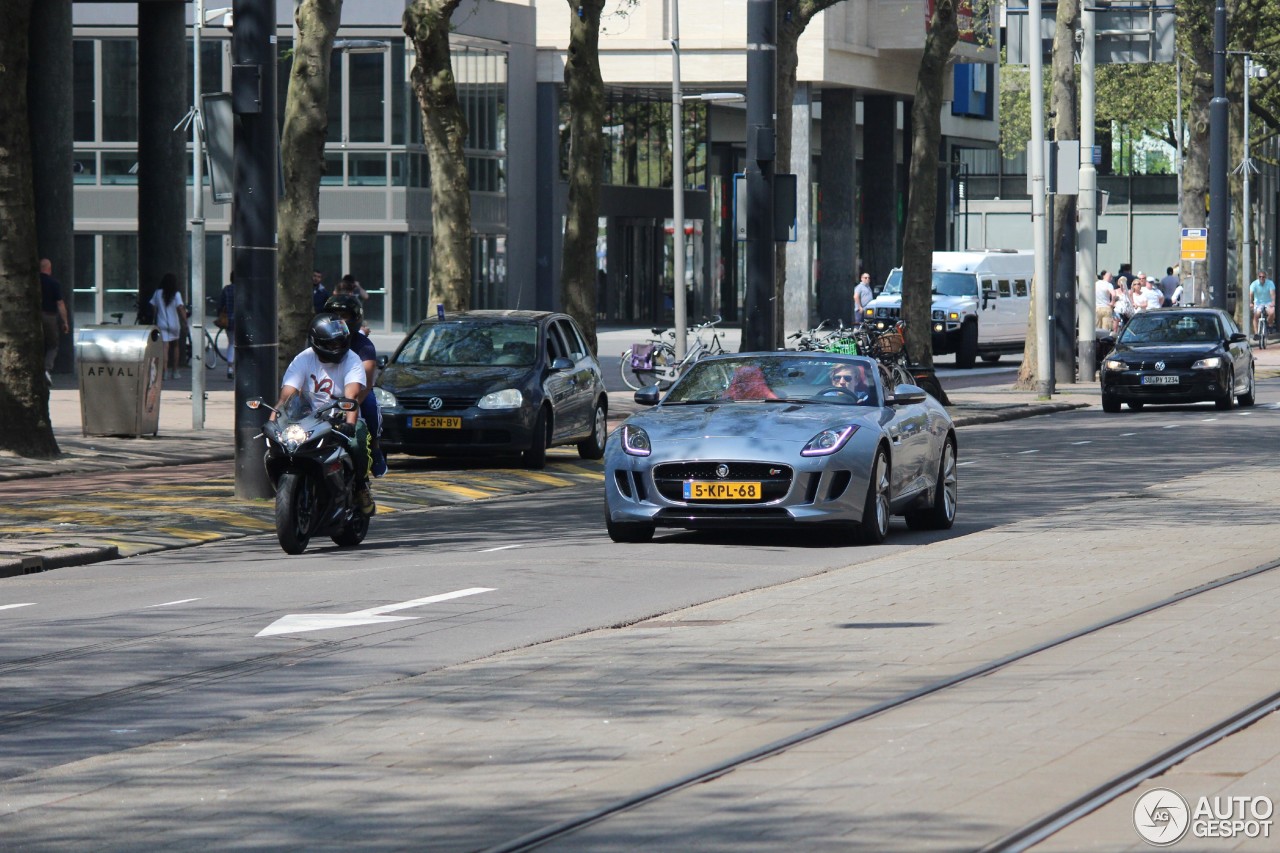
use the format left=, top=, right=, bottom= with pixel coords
left=276, top=471, right=316, bottom=555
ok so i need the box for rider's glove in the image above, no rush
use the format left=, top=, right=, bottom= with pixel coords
left=335, top=422, right=356, bottom=439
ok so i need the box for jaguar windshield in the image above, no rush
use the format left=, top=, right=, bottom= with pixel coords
left=881, top=270, right=980, bottom=298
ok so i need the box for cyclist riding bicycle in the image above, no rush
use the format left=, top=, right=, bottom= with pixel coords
left=1250, top=270, right=1275, bottom=333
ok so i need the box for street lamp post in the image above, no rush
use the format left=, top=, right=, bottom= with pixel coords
left=669, top=1, right=742, bottom=360
left=1239, top=53, right=1266, bottom=321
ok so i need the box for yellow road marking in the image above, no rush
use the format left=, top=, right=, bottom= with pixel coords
left=425, top=482, right=493, bottom=500
left=514, top=471, right=574, bottom=487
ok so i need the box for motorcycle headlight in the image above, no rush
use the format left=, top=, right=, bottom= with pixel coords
left=622, top=425, right=651, bottom=456
left=283, top=424, right=309, bottom=444
left=1103, top=359, right=1126, bottom=371
left=478, top=389, right=523, bottom=409
left=373, top=386, right=398, bottom=408
left=801, top=425, right=858, bottom=457
left=1191, top=356, right=1222, bottom=369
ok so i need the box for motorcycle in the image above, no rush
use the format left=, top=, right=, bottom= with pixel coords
left=247, top=396, right=371, bottom=555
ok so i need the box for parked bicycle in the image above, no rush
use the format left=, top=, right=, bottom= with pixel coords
left=621, top=315, right=726, bottom=391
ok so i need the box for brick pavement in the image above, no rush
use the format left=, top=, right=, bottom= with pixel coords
left=4, top=464, right=1280, bottom=850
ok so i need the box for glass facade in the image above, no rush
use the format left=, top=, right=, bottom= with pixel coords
left=71, top=31, right=512, bottom=332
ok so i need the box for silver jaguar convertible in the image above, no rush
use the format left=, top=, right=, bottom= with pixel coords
left=603, top=352, right=957, bottom=544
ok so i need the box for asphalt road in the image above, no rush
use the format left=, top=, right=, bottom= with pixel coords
left=3, top=379, right=1279, bottom=832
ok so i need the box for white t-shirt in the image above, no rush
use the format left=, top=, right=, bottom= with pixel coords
left=282, top=348, right=367, bottom=413
left=150, top=290, right=185, bottom=342
left=1144, top=285, right=1163, bottom=309
left=1095, top=279, right=1113, bottom=308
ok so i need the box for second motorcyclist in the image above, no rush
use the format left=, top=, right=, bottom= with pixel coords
left=323, top=292, right=386, bottom=478
left=272, top=313, right=375, bottom=515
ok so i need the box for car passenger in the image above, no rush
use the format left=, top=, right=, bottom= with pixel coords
left=724, top=365, right=779, bottom=400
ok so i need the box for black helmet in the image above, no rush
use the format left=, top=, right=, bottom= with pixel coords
left=323, top=292, right=364, bottom=327
left=309, top=313, right=351, bottom=363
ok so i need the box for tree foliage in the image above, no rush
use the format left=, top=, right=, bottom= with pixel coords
left=0, top=0, right=58, bottom=458
left=278, top=0, right=343, bottom=376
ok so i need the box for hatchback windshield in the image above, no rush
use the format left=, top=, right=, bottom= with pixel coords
left=881, top=270, right=979, bottom=298
left=1119, top=313, right=1222, bottom=345
left=664, top=355, right=881, bottom=407
left=394, top=321, right=539, bottom=367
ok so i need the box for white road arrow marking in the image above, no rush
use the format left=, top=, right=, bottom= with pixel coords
left=147, top=598, right=202, bottom=608
left=256, top=587, right=496, bottom=637
left=0, top=603, right=36, bottom=611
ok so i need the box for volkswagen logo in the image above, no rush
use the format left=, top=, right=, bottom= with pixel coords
left=428, top=396, right=444, bottom=410
left=715, top=463, right=730, bottom=479
left=1155, top=360, right=1166, bottom=372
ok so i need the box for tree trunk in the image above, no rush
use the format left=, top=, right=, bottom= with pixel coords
left=278, top=0, right=343, bottom=376
left=559, top=0, right=606, bottom=353
left=0, top=0, right=59, bottom=458
left=1051, top=0, right=1078, bottom=380
left=405, top=0, right=473, bottom=317
left=901, top=0, right=958, bottom=386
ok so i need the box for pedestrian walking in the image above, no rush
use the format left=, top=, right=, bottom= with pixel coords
left=1143, top=276, right=1164, bottom=310
left=217, top=273, right=235, bottom=379
left=853, top=272, right=874, bottom=324
left=39, top=258, right=69, bottom=383
left=1113, top=276, right=1133, bottom=332
left=149, top=272, right=188, bottom=379
left=1094, top=269, right=1114, bottom=330
left=1159, top=266, right=1180, bottom=306
left=312, top=270, right=329, bottom=314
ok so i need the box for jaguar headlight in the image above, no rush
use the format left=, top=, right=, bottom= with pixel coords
left=478, top=389, right=523, bottom=409
left=801, top=425, right=858, bottom=457
left=373, top=386, right=398, bottom=408
left=1103, top=359, right=1126, bottom=371
left=622, top=424, right=651, bottom=456
left=1191, top=356, right=1222, bottom=369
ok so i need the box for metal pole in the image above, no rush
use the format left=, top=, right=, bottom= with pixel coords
left=1078, top=0, right=1098, bottom=381
left=190, top=0, right=207, bottom=428
left=671, top=0, right=687, bottom=360
left=232, top=0, right=278, bottom=499
left=1241, top=54, right=1254, bottom=327
left=1029, top=0, right=1052, bottom=396
left=1208, top=0, right=1229, bottom=309
left=744, top=0, right=776, bottom=352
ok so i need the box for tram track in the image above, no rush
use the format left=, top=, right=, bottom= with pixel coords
left=484, top=555, right=1280, bottom=852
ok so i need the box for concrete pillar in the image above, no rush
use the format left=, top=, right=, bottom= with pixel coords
left=784, top=83, right=813, bottom=335
left=29, top=0, right=75, bottom=372
left=862, top=95, right=900, bottom=286
left=137, top=1, right=188, bottom=314
left=819, top=89, right=856, bottom=324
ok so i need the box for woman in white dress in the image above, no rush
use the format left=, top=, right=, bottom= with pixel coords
left=149, top=272, right=188, bottom=379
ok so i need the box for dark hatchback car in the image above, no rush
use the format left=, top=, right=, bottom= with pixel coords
left=374, top=311, right=608, bottom=468
left=1100, top=308, right=1255, bottom=412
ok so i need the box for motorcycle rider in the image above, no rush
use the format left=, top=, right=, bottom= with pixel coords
left=272, top=313, right=375, bottom=515
left=323, top=293, right=386, bottom=477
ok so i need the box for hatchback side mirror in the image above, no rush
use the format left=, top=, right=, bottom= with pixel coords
left=1230, top=332, right=1248, bottom=343
left=550, top=357, right=574, bottom=372
left=376, top=354, right=389, bottom=369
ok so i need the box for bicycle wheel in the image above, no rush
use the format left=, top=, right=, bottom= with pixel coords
left=1258, top=314, right=1268, bottom=350
left=203, top=330, right=219, bottom=370
left=214, top=327, right=231, bottom=363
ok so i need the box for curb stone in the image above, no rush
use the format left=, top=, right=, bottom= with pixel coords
left=0, top=543, right=119, bottom=577
left=951, top=401, right=1090, bottom=427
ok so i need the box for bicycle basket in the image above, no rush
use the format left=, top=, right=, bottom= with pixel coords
left=630, top=343, right=656, bottom=370
left=822, top=337, right=861, bottom=356
left=872, top=328, right=905, bottom=356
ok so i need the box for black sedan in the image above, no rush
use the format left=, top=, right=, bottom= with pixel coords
left=1100, top=308, right=1255, bottom=412
left=374, top=311, right=608, bottom=468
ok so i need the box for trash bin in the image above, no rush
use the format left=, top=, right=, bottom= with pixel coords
left=76, top=325, right=164, bottom=437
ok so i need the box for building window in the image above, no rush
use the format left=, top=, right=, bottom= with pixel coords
left=349, top=53, right=385, bottom=143
left=101, top=39, right=138, bottom=143
left=73, top=40, right=95, bottom=142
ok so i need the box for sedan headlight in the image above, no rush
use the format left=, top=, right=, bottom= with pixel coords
left=478, top=389, right=523, bottom=409
left=1103, top=359, right=1126, bottom=371
left=621, top=424, right=651, bottom=456
left=373, top=386, right=398, bottom=408
left=1191, top=356, right=1222, bottom=369
left=801, top=425, right=858, bottom=457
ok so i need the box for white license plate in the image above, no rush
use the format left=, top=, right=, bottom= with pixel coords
left=1141, top=375, right=1179, bottom=385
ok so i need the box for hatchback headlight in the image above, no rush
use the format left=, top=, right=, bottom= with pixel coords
left=1103, top=359, right=1126, bottom=371
left=373, top=386, right=398, bottom=408
left=1191, top=356, right=1222, bottom=369
left=478, top=389, right=523, bottom=409
left=621, top=425, right=651, bottom=456
left=801, top=425, right=858, bottom=457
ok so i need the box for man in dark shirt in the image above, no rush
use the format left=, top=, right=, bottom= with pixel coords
left=312, top=270, right=329, bottom=314
left=1159, top=266, right=1181, bottom=306
left=39, top=258, right=69, bottom=382
left=324, top=293, right=386, bottom=478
